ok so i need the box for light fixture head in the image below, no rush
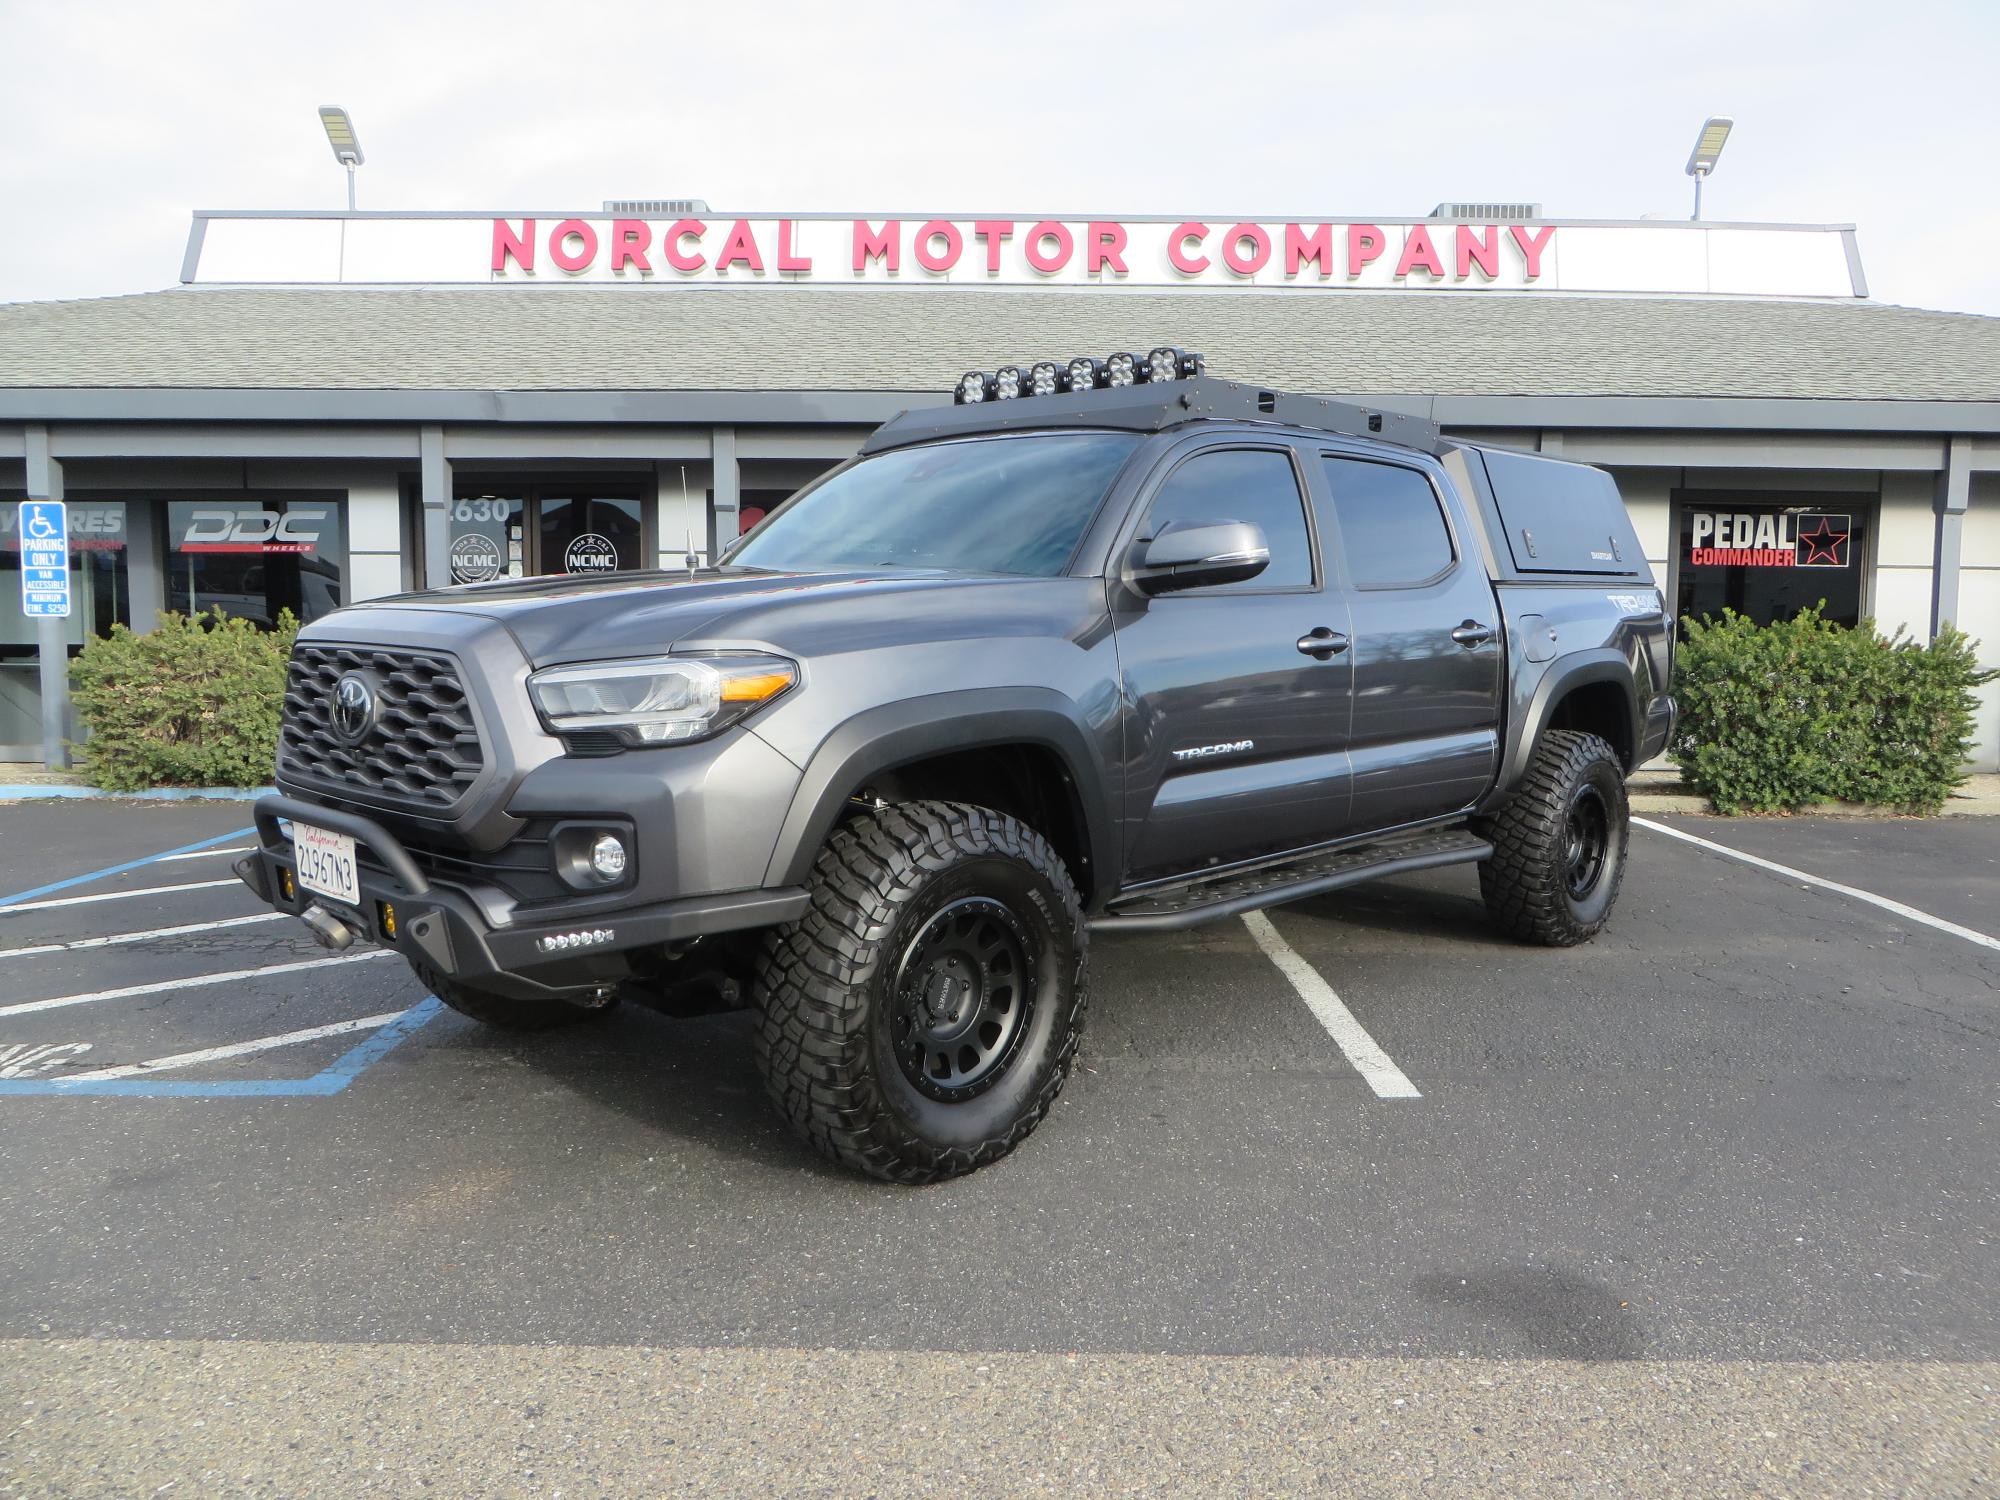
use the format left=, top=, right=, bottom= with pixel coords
left=1685, top=115, right=1732, bottom=177
left=319, top=106, right=364, bottom=167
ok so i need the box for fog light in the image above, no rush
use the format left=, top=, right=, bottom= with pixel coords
left=590, top=833, right=627, bottom=881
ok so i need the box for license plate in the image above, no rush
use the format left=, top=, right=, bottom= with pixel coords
left=292, top=822, right=360, bottom=906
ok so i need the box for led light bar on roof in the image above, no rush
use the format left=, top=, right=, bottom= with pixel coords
left=952, top=348, right=1206, bottom=404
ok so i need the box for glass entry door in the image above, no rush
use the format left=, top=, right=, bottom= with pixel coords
left=447, top=481, right=649, bottom=582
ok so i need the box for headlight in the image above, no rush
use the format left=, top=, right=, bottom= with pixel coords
left=527, top=653, right=797, bottom=747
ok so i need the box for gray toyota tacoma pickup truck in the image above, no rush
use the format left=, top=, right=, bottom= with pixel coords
left=238, top=354, right=1674, bottom=1182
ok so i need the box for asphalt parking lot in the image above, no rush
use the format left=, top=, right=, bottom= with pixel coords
left=1, top=798, right=1996, bottom=1495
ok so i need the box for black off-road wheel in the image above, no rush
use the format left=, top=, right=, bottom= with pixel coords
left=753, top=800, right=1088, bottom=1185
left=1475, top=729, right=1630, bottom=947
left=408, top=956, right=613, bottom=1032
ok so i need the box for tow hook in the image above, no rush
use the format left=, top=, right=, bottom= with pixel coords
left=299, top=903, right=363, bottom=951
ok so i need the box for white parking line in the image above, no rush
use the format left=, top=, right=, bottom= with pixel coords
left=0, top=878, right=243, bottom=915
left=0, top=912, right=288, bottom=962
left=0, top=949, right=398, bottom=1017
left=1241, top=911, right=1421, bottom=1099
left=1634, top=817, right=2000, bottom=955
left=157, top=845, right=253, bottom=863
left=63, top=1010, right=407, bottom=1081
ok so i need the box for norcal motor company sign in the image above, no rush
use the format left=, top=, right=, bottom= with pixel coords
left=183, top=213, right=1867, bottom=297
left=488, top=216, right=1557, bottom=289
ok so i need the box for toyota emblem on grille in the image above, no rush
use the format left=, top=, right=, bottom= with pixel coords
left=330, top=672, right=378, bottom=745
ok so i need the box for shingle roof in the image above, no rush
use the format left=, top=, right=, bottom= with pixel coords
left=0, top=286, right=1996, bottom=402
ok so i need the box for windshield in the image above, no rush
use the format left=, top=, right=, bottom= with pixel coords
left=728, top=432, right=1141, bottom=577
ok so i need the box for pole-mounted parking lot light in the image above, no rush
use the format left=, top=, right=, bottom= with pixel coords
left=1685, top=115, right=1733, bottom=221
left=319, top=106, right=364, bottom=211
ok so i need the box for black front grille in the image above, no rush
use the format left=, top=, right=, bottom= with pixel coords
left=370, top=822, right=569, bottom=907
left=279, top=644, right=485, bottom=812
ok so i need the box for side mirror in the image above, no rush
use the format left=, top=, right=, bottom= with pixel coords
left=1132, top=520, right=1270, bottom=595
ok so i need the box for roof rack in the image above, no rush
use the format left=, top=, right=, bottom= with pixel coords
left=862, top=377, right=1443, bottom=456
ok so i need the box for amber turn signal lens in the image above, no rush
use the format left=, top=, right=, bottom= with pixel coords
left=279, top=868, right=295, bottom=899
left=378, top=901, right=397, bottom=937
left=720, top=669, right=796, bottom=703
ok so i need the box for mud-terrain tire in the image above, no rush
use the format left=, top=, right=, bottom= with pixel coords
left=408, top=956, right=613, bottom=1032
left=753, top=800, right=1088, bottom=1184
left=1476, top=729, right=1629, bottom=947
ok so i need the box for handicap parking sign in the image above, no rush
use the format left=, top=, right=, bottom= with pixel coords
left=18, top=500, right=71, bottom=619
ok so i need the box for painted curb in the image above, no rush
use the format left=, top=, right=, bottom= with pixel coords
left=0, top=785, right=276, bottom=802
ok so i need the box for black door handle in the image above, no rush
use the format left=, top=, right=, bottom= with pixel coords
left=1297, top=628, right=1349, bottom=659
left=1451, top=621, right=1493, bottom=648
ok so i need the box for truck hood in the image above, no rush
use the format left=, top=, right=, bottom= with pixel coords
left=339, top=566, right=1091, bottom=665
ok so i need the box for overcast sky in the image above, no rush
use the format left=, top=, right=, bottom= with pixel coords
left=2, top=0, right=1996, bottom=313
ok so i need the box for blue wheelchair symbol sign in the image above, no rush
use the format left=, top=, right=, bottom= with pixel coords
left=18, top=500, right=72, bottom=619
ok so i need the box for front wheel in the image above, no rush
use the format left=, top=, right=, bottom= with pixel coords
left=1475, top=729, right=1630, bottom=947
left=753, top=800, right=1088, bottom=1184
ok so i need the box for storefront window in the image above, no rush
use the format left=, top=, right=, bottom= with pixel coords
left=1, top=499, right=130, bottom=646
left=1674, top=495, right=1870, bottom=628
left=167, top=497, right=344, bottom=626
left=448, top=493, right=526, bottom=583
left=1, top=499, right=131, bottom=752
left=538, top=495, right=643, bottom=575
left=446, top=481, right=647, bottom=578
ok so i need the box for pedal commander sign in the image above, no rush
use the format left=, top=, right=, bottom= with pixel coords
left=183, top=214, right=1867, bottom=298
left=1686, top=509, right=1853, bottom=569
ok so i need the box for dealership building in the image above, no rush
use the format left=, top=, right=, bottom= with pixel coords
left=3, top=206, right=1999, bottom=767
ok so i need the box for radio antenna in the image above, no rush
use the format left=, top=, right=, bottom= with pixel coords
left=680, top=465, right=698, bottom=576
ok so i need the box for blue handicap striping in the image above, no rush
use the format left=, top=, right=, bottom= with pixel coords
left=0, top=997, right=445, bottom=1098
left=0, top=826, right=255, bottom=908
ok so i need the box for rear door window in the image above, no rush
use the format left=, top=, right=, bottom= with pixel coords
left=1319, top=457, right=1455, bottom=588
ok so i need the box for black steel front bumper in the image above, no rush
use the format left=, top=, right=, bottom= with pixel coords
left=238, top=795, right=809, bottom=1000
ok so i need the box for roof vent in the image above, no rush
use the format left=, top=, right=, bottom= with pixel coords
left=601, top=199, right=712, bottom=215
left=1428, top=201, right=1542, bottom=221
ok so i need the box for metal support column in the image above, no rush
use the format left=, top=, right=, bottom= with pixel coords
left=1932, top=435, right=1972, bottom=636
left=420, top=424, right=451, bottom=589
left=23, top=424, right=70, bottom=769
left=124, top=498, right=165, bottom=633
left=710, top=426, right=740, bottom=558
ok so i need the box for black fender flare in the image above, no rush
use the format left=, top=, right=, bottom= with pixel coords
left=1486, top=649, right=1641, bottom=810
left=761, top=688, right=1118, bottom=895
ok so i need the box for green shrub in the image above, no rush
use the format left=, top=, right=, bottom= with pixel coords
left=1670, top=607, right=1993, bottom=815
left=68, top=609, right=299, bottom=790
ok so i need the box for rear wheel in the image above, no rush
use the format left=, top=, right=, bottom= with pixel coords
left=753, top=800, right=1088, bottom=1184
left=1476, top=729, right=1629, bottom=947
left=408, top=957, right=613, bottom=1032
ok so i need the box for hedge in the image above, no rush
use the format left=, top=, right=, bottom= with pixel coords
left=1670, top=607, right=1993, bottom=815
left=68, top=609, right=298, bottom=791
